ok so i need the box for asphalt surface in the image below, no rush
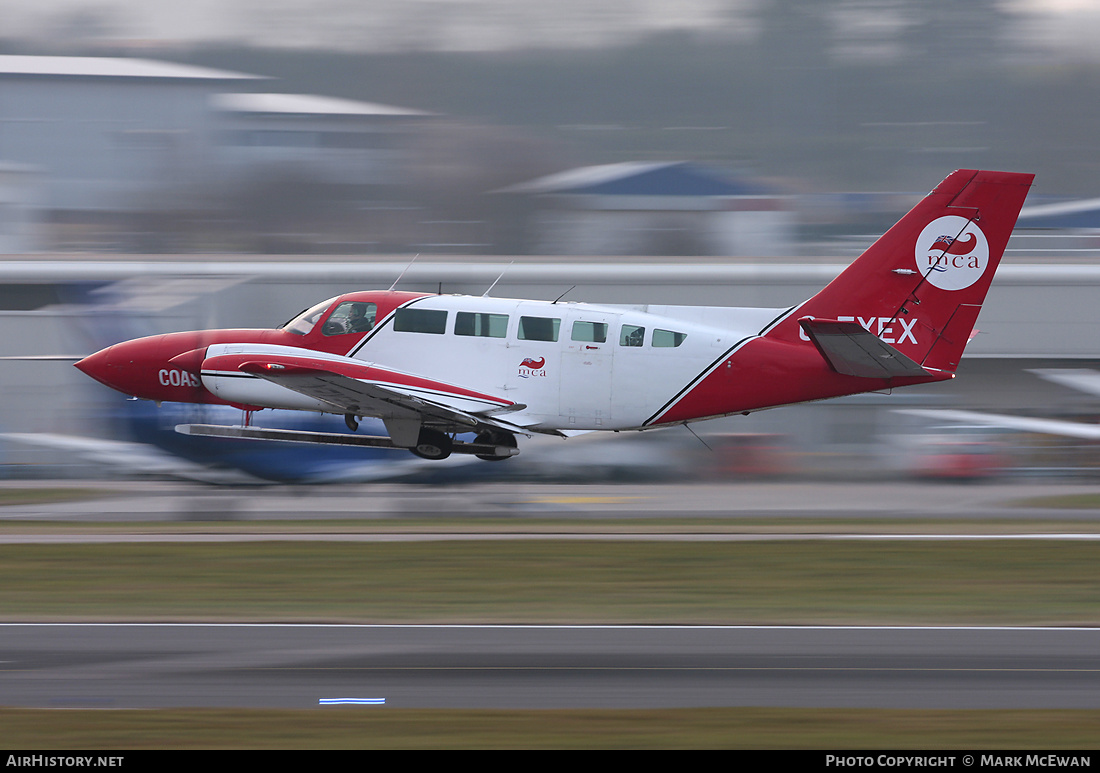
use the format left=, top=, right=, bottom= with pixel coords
left=3, top=479, right=1100, bottom=522
left=1, top=480, right=1098, bottom=711
left=2, top=623, right=1099, bottom=710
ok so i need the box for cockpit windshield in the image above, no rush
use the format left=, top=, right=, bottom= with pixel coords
left=280, top=297, right=337, bottom=335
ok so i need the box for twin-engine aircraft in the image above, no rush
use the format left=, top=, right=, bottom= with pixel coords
left=76, top=169, right=1034, bottom=461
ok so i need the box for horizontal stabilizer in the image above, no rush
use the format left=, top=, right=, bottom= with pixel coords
left=799, top=318, right=931, bottom=379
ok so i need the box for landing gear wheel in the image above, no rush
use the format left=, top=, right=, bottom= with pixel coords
left=475, top=430, right=517, bottom=462
left=411, top=428, right=452, bottom=460
left=344, top=413, right=359, bottom=432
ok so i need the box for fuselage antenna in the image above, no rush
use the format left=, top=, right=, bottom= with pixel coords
left=552, top=286, right=576, bottom=304
left=483, top=261, right=514, bottom=297
left=388, top=254, right=420, bottom=291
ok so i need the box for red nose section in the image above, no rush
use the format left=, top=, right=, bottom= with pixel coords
left=73, top=337, right=196, bottom=399
left=73, top=329, right=284, bottom=404
left=74, top=346, right=116, bottom=390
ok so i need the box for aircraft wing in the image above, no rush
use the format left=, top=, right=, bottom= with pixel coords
left=896, top=409, right=1100, bottom=440
left=232, top=359, right=529, bottom=434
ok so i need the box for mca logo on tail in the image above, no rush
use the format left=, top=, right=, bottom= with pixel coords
left=929, top=232, right=978, bottom=256
left=917, top=215, right=990, bottom=290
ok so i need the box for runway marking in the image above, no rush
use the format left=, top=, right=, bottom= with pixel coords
left=3, top=664, right=1097, bottom=675
left=257, top=666, right=1100, bottom=673
left=0, top=623, right=1098, bottom=632
left=1, top=532, right=1099, bottom=543
left=319, top=697, right=386, bottom=705
left=526, top=496, right=646, bottom=504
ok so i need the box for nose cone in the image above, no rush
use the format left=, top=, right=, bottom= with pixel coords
left=74, top=346, right=116, bottom=389
left=74, top=334, right=209, bottom=401
left=74, top=338, right=164, bottom=398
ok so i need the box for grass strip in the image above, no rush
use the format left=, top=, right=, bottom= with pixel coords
left=0, top=488, right=117, bottom=506
left=0, top=540, right=1097, bottom=624
left=0, top=707, right=1097, bottom=749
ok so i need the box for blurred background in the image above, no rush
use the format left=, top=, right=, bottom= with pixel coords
left=4, top=0, right=1100, bottom=484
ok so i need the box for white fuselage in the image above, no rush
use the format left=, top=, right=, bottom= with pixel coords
left=345, top=295, right=789, bottom=431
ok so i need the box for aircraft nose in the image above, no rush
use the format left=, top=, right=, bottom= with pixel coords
left=74, top=345, right=116, bottom=388
left=74, top=341, right=149, bottom=395
left=74, top=335, right=202, bottom=400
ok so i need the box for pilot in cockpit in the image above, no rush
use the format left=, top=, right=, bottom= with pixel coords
left=345, top=302, right=375, bottom=333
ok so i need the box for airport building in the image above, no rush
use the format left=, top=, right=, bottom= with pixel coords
left=0, top=56, right=261, bottom=223
left=0, top=55, right=432, bottom=252
left=499, top=162, right=795, bottom=257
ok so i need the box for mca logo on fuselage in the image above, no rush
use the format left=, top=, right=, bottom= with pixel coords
left=916, top=216, right=990, bottom=291
left=518, top=356, right=547, bottom=379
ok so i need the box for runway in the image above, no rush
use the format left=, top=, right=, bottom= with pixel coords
left=2, top=481, right=1098, bottom=713
left=5, top=480, right=1100, bottom=522
left=2, top=623, right=1098, bottom=710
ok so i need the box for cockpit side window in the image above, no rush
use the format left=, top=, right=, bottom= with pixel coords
left=322, top=301, right=377, bottom=336
left=280, top=298, right=337, bottom=336
left=620, top=324, right=645, bottom=347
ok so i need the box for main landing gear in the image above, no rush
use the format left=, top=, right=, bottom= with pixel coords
left=411, top=428, right=453, bottom=460
left=408, top=429, right=519, bottom=462
left=334, top=412, right=516, bottom=461
left=474, top=430, right=518, bottom=462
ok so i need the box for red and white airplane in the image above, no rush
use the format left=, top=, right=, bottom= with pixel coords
left=75, top=169, right=1034, bottom=462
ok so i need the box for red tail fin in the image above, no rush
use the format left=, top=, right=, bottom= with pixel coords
left=766, top=169, right=1033, bottom=373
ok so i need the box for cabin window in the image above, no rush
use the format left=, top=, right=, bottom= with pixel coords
left=281, top=297, right=336, bottom=336
left=571, top=321, right=608, bottom=343
left=393, top=307, right=447, bottom=334
left=652, top=329, right=688, bottom=347
left=322, top=301, right=377, bottom=336
left=518, top=316, right=560, bottom=342
left=620, top=325, right=645, bottom=347
left=455, top=312, right=508, bottom=338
